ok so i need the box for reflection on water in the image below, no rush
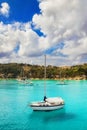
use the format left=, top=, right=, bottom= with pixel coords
left=29, top=108, right=76, bottom=123
left=25, top=108, right=77, bottom=130
left=44, top=112, right=76, bottom=122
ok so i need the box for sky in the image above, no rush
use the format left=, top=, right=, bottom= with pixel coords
left=0, top=0, right=87, bottom=66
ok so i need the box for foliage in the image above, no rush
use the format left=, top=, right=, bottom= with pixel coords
left=0, top=63, right=87, bottom=79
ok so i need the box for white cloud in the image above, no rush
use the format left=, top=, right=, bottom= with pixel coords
left=0, top=0, right=87, bottom=66
left=0, top=21, right=47, bottom=65
left=0, top=2, right=10, bottom=17
left=32, top=0, right=87, bottom=65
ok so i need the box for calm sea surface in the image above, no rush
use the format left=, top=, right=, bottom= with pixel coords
left=0, top=79, right=87, bottom=130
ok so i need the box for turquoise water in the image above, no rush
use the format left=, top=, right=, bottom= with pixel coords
left=0, top=79, right=87, bottom=130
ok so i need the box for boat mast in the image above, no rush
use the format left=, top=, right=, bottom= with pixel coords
left=44, top=54, right=47, bottom=101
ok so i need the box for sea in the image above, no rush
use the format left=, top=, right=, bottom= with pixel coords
left=0, top=79, right=87, bottom=130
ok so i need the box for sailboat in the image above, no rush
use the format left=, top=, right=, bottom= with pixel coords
left=29, top=55, right=65, bottom=111
left=56, top=71, right=67, bottom=85
left=17, top=66, right=34, bottom=85
left=17, top=66, right=26, bottom=82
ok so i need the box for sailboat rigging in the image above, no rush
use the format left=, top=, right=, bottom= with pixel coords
left=56, top=71, right=67, bottom=85
left=29, top=55, right=65, bottom=111
left=44, top=54, right=47, bottom=101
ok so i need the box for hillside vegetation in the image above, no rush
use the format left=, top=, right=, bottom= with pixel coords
left=0, top=63, right=87, bottom=80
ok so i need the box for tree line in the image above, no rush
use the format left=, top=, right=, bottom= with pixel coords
left=0, top=63, right=87, bottom=79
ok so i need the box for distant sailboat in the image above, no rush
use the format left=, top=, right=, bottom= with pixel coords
left=17, top=66, right=33, bottom=85
left=29, top=55, right=65, bottom=111
left=56, top=71, right=67, bottom=85
left=17, top=66, right=26, bottom=82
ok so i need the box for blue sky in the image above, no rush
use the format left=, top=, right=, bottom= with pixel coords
left=0, top=0, right=40, bottom=23
left=0, top=0, right=87, bottom=66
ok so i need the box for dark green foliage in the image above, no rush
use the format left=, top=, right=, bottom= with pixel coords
left=0, top=63, right=21, bottom=78
left=0, top=63, right=87, bottom=79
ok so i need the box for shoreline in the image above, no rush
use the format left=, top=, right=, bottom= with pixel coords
left=0, top=77, right=87, bottom=80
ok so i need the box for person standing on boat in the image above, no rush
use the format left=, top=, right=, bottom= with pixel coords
left=44, top=96, right=47, bottom=101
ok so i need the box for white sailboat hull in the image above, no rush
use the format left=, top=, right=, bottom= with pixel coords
left=30, top=97, right=65, bottom=111
left=30, top=104, right=64, bottom=111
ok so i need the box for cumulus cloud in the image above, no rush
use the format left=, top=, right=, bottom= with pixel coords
left=0, top=0, right=87, bottom=66
left=0, top=2, right=10, bottom=17
left=0, top=21, right=47, bottom=65
left=32, top=0, right=87, bottom=65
